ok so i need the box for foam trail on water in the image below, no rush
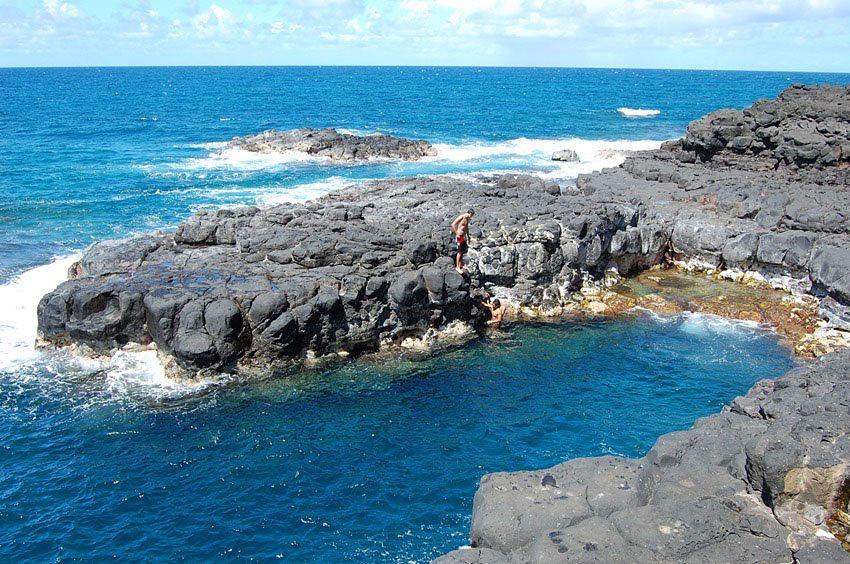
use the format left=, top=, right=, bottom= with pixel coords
left=0, top=255, right=80, bottom=371
left=180, top=146, right=320, bottom=171
left=429, top=137, right=664, bottom=182
left=678, top=312, right=763, bottom=338
left=185, top=141, right=229, bottom=150
left=618, top=107, right=661, bottom=117
left=102, top=349, right=230, bottom=403
left=175, top=136, right=664, bottom=176
left=259, top=176, right=360, bottom=205
left=431, top=137, right=661, bottom=163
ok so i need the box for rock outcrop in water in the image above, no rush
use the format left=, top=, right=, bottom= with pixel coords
left=226, top=127, right=438, bottom=161
left=37, top=84, right=850, bottom=560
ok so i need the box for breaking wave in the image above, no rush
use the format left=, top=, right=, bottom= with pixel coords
left=0, top=256, right=229, bottom=407
left=618, top=107, right=662, bottom=118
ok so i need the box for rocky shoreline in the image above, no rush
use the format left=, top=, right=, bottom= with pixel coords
left=37, top=84, right=850, bottom=560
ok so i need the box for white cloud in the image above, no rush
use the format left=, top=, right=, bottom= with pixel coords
left=1, top=0, right=848, bottom=69
left=270, top=21, right=300, bottom=34
left=42, top=0, right=80, bottom=19
left=192, top=5, right=236, bottom=37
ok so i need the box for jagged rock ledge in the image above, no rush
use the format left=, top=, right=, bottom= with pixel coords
left=36, top=84, right=850, bottom=559
left=38, top=85, right=850, bottom=376
left=226, top=127, right=438, bottom=161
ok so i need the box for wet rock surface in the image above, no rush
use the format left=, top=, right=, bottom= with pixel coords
left=226, top=127, right=438, bottom=161
left=36, top=84, right=850, bottom=560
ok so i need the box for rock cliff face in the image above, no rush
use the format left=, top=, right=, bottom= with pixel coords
left=226, top=127, right=438, bottom=161
left=36, top=84, right=850, bottom=560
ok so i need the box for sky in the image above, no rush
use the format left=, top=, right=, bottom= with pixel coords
left=0, top=0, right=848, bottom=71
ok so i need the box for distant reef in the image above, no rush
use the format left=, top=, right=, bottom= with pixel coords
left=38, top=84, right=850, bottom=561
left=226, top=127, right=438, bottom=161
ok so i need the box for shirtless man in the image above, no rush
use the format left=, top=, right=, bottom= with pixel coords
left=450, top=209, right=474, bottom=273
left=482, top=298, right=506, bottom=327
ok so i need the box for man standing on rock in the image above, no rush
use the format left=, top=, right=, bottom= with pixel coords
left=450, top=209, right=474, bottom=273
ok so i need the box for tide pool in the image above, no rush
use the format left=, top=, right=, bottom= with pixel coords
left=0, top=315, right=794, bottom=562
left=0, top=65, right=832, bottom=562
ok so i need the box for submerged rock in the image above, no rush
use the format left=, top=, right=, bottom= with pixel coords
left=226, top=127, right=438, bottom=161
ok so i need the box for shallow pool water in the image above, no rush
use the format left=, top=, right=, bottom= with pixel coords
left=0, top=313, right=795, bottom=562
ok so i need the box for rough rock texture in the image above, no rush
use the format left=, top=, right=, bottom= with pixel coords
left=435, top=350, right=850, bottom=563
left=38, top=85, right=850, bottom=376
left=682, top=84, right=850, bottom=168
left=226, top=127, right=438, bottom=161
left=36, top=84, right=850, bottom=560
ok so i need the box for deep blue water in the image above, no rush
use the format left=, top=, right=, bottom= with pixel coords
left=2, top=317, right=794, bottom=562
left=0, top=66, right=835, bottom=562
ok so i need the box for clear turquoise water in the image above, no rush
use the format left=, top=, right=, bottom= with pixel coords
left=0, top=66, right=830, bottom=562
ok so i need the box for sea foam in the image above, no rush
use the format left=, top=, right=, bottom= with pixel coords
left=0, top=254, right=80, bottom=371
left=0, top=255, right=224, bottom=403
left=618, top=107, right=662, bottom=118
left=146, top=136, right=666, bottom=208
left=258, top=176, right=359, bottom=205
left=678, top=311, right=763, bottom=338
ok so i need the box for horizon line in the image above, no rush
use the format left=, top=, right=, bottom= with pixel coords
left=2, top=63, right=850, bottom=76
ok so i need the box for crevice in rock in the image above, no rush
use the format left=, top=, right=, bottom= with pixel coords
left=826, top=476, right=850, bottom=552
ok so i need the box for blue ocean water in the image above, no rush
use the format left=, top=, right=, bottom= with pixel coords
left=3, top=66, right=850, bottom=279
left=0, top=66, right=841, bottom=562
left=2, top=316, right=793, bottom=562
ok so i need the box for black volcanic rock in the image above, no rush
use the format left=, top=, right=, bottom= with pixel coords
left=38, top=87, right=850, bottom=375
left=37, top=84, right=850, bottom=560
left=226, top=127, right=438, bottom=161
left=683, top=83, right=850, bottom=168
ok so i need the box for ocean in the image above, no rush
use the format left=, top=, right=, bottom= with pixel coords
left=1, top=66, right=846, bottom=562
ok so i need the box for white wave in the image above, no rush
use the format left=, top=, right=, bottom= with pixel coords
left=678, top=311, right=762, bottom=338
left=335, top=127, right=380, bottom=136
left=0, top=254, right=80, bottom=371
left=618, top=107, right=661, bottom=118
left=0, top=255, right=226, bottom=404
left=628, top=306, right=677, bottom=325
left=180, top=146, right=319, bottom=171
left=430, top=137, right=664, bottom=182
left=102, top=349, right=230, bottom=402
left=431, top=137, right=661, bottom=163
left=171, top=136, right=664, bottom=181
left=259, top=177, right=360, bottom=205
left=185, top=141, right=229, bottom=150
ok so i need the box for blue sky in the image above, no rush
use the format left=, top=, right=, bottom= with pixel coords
left=1, top=0, right=848, bottom=71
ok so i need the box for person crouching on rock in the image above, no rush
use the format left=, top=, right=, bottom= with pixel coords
left=482, top=297, right=506, bottom=328
left=451, top=209, right=474, bottom=273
